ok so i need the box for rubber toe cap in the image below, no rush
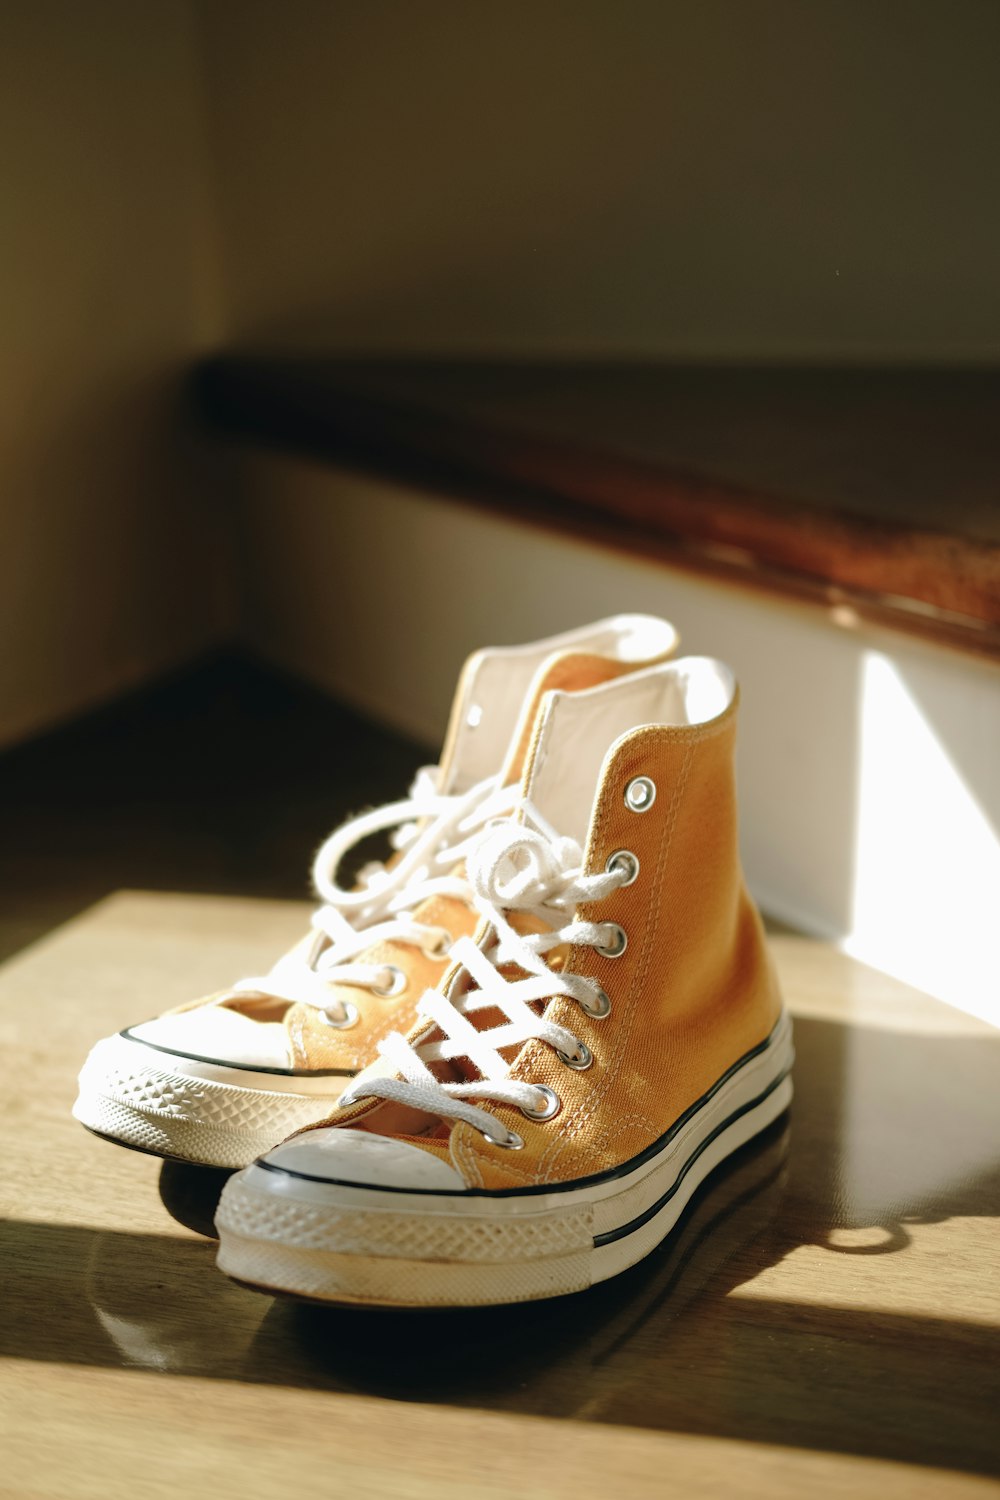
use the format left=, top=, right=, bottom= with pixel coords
left=129, top=1008, right=293, bottom=1069
left=261, top=1126, right=467, bottom=1190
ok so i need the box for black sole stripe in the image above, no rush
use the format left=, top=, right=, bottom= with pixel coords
left=591, top=1068, right=791, bottom=1247
left=120, top=1027, right=357, bottom=1079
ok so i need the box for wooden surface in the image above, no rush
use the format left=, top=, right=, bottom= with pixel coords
left=3, top=897, right=999, bottom=1498
left=196, top=358, right=1000, bottom=656
left=2, top=660, right=999, bottom=1497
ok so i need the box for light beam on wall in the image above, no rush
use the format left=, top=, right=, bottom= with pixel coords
left=848, top=652, right=1000, bottom=1027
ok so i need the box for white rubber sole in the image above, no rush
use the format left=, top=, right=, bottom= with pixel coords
left=215, top=1011, right=793, bottom=1306
left=73, top=1030, right=351, bottom=1169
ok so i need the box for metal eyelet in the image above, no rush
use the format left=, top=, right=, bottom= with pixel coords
left=320, top=1001, right=359, bottom=1029
left=423, top=929, right=453, bottom=960
left=557, top=1041, right=593, bottom=1071
left=482, top=1127, right=525, bottom=1150
left=595, top=923, right=628, bottom=958
left=520, top=1085, right=561, bottom=1120
left=606, top=848, right=639, bottom=885
left=624, top=776, right=656, bottom=812
left=370, top=965, right=407, bottom=998
left=580, top=985, right=612, bottom=1019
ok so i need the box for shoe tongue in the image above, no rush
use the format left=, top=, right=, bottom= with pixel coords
left=497, top=651, right=642, bottom=787
left=438, top=636, right=673, bottom=795
left=517, top=659, right=678, bottom=847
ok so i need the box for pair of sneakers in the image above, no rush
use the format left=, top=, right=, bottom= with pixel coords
left=75, top=614, right=793, bottom=1308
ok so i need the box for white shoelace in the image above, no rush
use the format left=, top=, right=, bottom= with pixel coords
left=340, top=807, right=630, bottom=1142
left=230, top=768, right=519, bottom=1023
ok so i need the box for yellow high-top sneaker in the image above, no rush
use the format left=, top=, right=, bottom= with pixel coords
left=73, top=616, right=677, bottom=1168
left=215, top=656, right=792, bottom=1305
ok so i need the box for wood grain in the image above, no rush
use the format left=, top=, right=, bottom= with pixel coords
left=2, top=893, right=999, bottom=1498
left=196, top=358, right=1000, bottom=657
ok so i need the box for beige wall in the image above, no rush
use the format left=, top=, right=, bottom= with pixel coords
left=0, top=1, right=227, bottom=748
left=4, top=1, right=998, bottom=746
left=198, top=0, right=1000, bottom=361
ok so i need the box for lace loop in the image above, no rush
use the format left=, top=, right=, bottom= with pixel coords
left=229, top=769, right=518, bottom=1019
left=467, top=822, right=581, bottom=910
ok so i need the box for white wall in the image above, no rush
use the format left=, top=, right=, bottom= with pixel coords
left=232, top=450, right=1000, bottom=1026
left=198, top=0, right=1000, bottom=361
left=0, top=1, right=228, bottom=748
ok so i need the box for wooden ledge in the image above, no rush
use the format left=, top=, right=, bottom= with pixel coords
left=196, top=358, right=1000, bottom=658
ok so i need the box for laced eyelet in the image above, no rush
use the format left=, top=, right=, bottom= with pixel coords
left=557, top=1041, right=593, bottom=1070
left=580, top=984, right=612, bottom=1019
left=423, top=928, right=453, bottom=960
left=624, top=776, right=656, bottom=812
left=606, top=848, right=639, bottom=885
left=595, top=923, right=628, bottom=958
left=320, top=1001, right=359, bottom=1029
left=482, top=1126, right=524, bottom=1150
left=520, top=1085, right=561, bottom=1120
left=370, top=965, right=407, bottom=998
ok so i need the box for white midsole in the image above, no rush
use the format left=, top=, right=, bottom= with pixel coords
left=92, top=1030, right=352, bottom=1093
left=73, top=1031, right=350, bottom=1168
left=215, top=1011, right=793, bottom=1303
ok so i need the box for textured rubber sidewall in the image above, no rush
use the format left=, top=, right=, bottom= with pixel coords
left=215, top=1019, right=794, bottom=1305
left=73, top=1034, right=348, bottom=1168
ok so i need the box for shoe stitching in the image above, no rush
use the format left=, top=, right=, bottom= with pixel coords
left=451, top=1126, right=485, bottom=1188
left=586, top=1110, right=663, bottom=1156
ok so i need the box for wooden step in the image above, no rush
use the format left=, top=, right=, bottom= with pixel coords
left=196, top=357, right=1000, bottom=658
